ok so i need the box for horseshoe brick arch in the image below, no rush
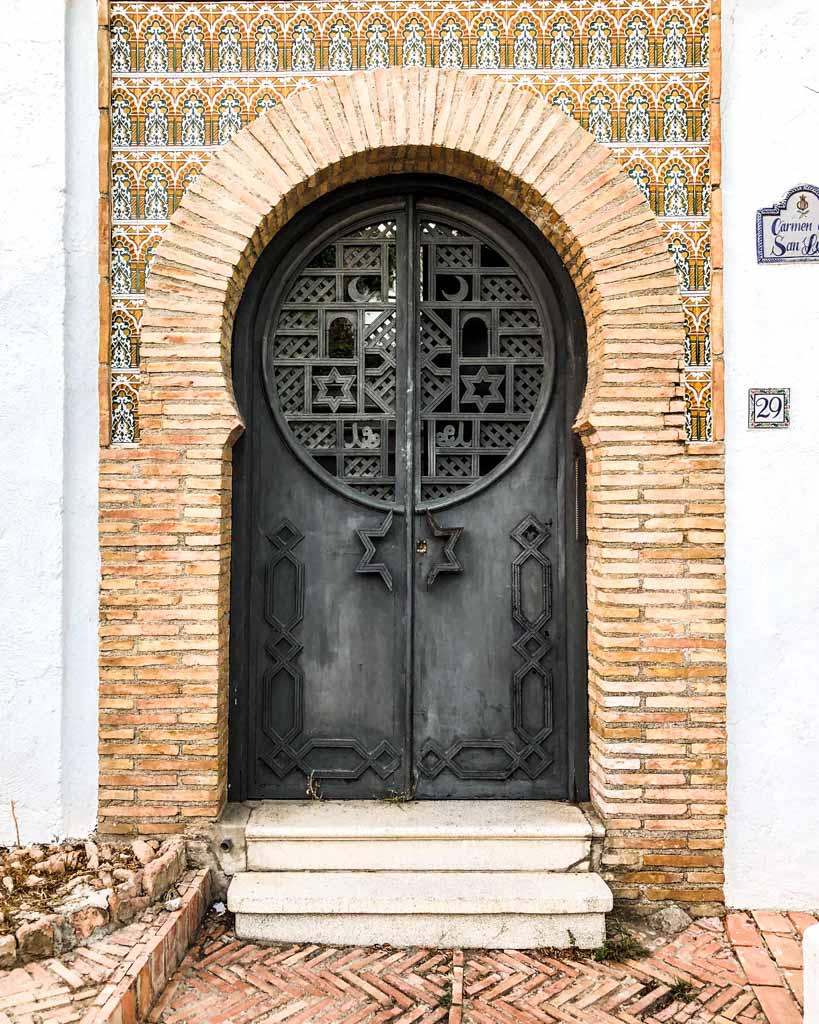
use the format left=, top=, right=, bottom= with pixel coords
left=100, top=67, right=726, bottom=913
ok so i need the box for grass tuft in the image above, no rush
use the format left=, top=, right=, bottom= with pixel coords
left=667, top=978, right=695, bottom=1002
left=591, top=931, right=648, bottom=963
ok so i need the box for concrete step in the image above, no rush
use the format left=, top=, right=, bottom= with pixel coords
left=228, top=870, right=612, bottom=949
left=242, top=800, right=596, bottom=872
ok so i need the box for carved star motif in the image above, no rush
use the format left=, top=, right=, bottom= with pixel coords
left=425, top=511, right=464, bottom=588
left=313, top=367, right=356, bottom=412
left=355, top=511, right=394, bottom=592
left=460, top=365, right=505, bottom=412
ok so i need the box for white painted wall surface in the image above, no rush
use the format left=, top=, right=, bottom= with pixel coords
left=63, top=0, right=102, bottom=840
left=0, top=0, right=99, bottom=844
left=723, top=0, right=819, bottom=908
left=0, top=0, right=815, bottom=899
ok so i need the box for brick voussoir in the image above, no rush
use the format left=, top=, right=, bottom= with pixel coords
left=589, top=250, right=675, bottom=285
left=451, top=76, right=497, bottom=156
left=482, top=91, right=533, bottom=166
left=245, top=117, right=311, bottom=189
left=200, top=155, right=278, bottom=220
left=228, top=120, right=286, bottom=181
left=331, top=79, right=368, bottom=153
left=517, top=112, right=588, bottom=188
left=168, top=206, right=256, bottom=254
left=548, top=148, right=618, bottom=212
left=301, top=87, right=356, bottom=162
left=268, top=104, right=323, bottom=178
left=210, top=147, right=284, bottom=212
left=151, top=240, right=237, bottom=281
left=242, top=126, right=306, bottom=197
left=338, top=80, right=378, bottom=155
left=491, top=98, right=548, bottom=175
left=580, top=210, right=662, bottom=257
left=180, top=184, right=261, bottom=239
left=294, top=92, right=351, bottom=169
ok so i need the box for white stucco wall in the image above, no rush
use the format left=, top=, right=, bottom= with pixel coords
left=723, top=0, right=819, bottom=908
left=0, top=0, right=817, bottom=901
left=0, top=0, right=99, bottom=844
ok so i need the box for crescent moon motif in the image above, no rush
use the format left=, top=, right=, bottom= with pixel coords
left=440, top=275, right=469, bottom=302
left=348, top=276, right=373, bottom=303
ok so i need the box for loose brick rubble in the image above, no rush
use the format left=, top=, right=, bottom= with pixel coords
left=0, top=869, right=210, bottom=1024
left=146, top=910, right=811, bottom=1024
left=0, top=839, right=186, bottom=969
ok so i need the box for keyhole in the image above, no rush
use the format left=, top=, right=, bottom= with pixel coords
left=416, top=540, right=428, bottom=555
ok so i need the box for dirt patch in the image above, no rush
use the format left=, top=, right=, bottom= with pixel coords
left=0, top=837, right=187, bottom=968
left=0, top=840, right=142, bottom=935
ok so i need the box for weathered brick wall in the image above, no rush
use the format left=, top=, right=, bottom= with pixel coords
left=97, top=65, right=726, bottom=913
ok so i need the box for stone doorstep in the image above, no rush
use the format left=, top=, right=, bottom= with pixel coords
left=229, top=869, right=612, bottom=915
left=228, top=870, right=613, bottom=950
left=234, top=911, right=607, bottom=951
left=244, top=800, right=595, bottom=840
left=218, top=799, right=598, bottom=873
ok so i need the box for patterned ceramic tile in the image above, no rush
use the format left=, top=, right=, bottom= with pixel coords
left=108, top=1, right=713, bottom=442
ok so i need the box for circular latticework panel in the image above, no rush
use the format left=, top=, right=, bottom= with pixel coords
left=269, top=220, right=399, bottom=505
left=267, top=211, right=551, bottom=510
left=417, top=218, right=548, bottom=506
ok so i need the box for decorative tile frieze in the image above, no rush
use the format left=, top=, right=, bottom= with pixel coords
left=107, top=0, right=712, bottom=440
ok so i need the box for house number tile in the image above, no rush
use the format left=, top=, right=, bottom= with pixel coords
left=748, top=388, right=790, bottom=429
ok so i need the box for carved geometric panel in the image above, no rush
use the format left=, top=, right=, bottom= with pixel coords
left=418, top=219, right=548, bottom=504
left=416, top=512, right=555, bottom=782
left=269, top=221, right=398, bottom=505
left=259, top=518, right=402, bottom=783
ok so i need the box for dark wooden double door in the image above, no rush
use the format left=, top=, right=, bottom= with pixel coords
left=230, top=179, right=587, bottom=802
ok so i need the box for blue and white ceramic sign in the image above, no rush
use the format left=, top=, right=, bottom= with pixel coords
left=757, top=184, right=819, bottom=264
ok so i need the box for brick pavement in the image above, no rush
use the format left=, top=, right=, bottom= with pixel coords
left=0, top=916, right=162, bottom=1024
left=0, top=870, right=210, bottom=1024
left=0, top=902, right=809, bottom=1023
left=149, top=910, right=815, bottom=1024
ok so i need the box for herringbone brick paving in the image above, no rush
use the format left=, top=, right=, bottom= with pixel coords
left=0, top=870, right=210, bottom=1024
left=0, top=917, right=158, bottom=1023
left=0, top=906, right=808, bottom=1023
left=148, top=911, right=814, bottom=1024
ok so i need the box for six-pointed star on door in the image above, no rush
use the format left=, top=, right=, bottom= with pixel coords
left=425, top=512, right=464, bottom=588
left=460, top=365, right=505, bottom=412
left=314, top=367, right=356, bottom=413
left=354, top=511, right=394, bottom=591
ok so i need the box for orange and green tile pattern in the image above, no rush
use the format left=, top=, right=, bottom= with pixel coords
left=107, top=1, right=713, bottom=443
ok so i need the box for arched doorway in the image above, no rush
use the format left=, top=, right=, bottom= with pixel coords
left=230, top=176, right=588, bottom=802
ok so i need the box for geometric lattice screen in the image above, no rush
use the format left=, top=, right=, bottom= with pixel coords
left=108, top=1, right=713, bottom=444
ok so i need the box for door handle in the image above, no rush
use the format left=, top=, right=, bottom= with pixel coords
left=354, top=511, right=394, bottom=591
left=425, top=512, right=464, bottom=588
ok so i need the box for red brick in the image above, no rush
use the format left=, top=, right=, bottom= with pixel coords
left=765, top=933, right=802, bottom=970
left=726, top=912, right=763, bottom=947
left=784, top=968, right=804, bottom=1007
left=788, top=911, right=818, bottom=936
left=752, top=984, right=803, bottom=1024
left=734, top=946, right=782, bottom=987
left=752, top=910, right=793, bottom=934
